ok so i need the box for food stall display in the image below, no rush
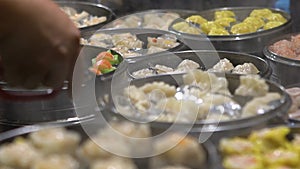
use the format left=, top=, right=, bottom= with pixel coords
left=0, top=2, right=300, bottom=169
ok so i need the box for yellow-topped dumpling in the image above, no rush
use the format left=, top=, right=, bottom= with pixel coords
left=215, top=17, right=236, bottom=27
left=266, top=13, right=287, bottom=23
left=264, top=21, right=285, bottom=30
left=172, top=21, right=202, bottom=34
left=201, top=21, right=223, bottom=34
left=186, top=15, right=208, bottom=25
left=264, top=149, right=299, bottom=167
left=249, top=126, right=290, bottom=153
left=223, top=154, right=264, bottom=169
left=214, top=10, right=235, bottom=20
left=250, top=8, right=273, bottom=19
left=208, top=28, right=230, bottom=35
left=172, top=21, right=190, bottom=31
left=243, top=17, right=265, bottom=30
left=219, top=137, right=258, bottom=155
left=230, top=22, right=256, bottom=35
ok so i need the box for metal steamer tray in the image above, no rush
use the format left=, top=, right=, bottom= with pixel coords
left=99, top=73, right=291, bottom=142
left=81, top=28, right=188, bottom=61
left=169, top=7, right=292, bottom=56
left=127, top=50, right=272, bottom=79
left=56, top=1, right=116, bottom=33
left=214, top=125, right=300, bottom=169
left=102, top=9, right=199, bottom=30
left=0, top=120, right=219, bottom=169
left=0, top=46, right=122, bottom=126
left=263, top=33, right=300, bottom=87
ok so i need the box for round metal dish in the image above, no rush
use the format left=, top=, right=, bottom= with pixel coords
left=102, top=9, right=198, bottom=30
left=127, top=50, right=272, bottom=79
left=263, top=33, right=300, bottom=87
left=81, top=28, right=187, bottom=61
left=0, top=46, right=119, bottom=125
left=0, top=119, right=219, bottom=169
left=214, top=125, right=300, bottom=169
left=103, top=73, right=291, bottom=138
left=56, top=1, right=116, bottom=33
left=169, top=7, right=292, bottom=56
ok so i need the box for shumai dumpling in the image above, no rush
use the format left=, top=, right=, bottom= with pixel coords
left=264, top=21, right=285, bottom=30
left=223, top=154, right=264, bottom=169
left=215, top=17, right=236, bottom=27
left=230, top=22, right=256, bottom=35
left=214, top=10, right=235, bottom=20
left=242, top=92, right=281, bottom=117
left=185, top=15, right=208, bottom=25
left=234, top=75, right=268, bottom=97
left=208, top=28, right=230, bottom=36
left=201, top=21, right=223, bottom=34
left=265, top=13, right=287, bottom=23
left=208, top=58, right=234, bottom=72
left=250, top=8, right=273, bottom=19
left=243, top=17, right=265, bottom=30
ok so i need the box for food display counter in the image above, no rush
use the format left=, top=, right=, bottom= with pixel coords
left=0, top=0, right=300, bottom=169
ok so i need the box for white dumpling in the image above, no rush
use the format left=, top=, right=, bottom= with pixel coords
left=112, top=33, right=143, bottom=49
left=140, top=82, right=176, bottom=97
left=235, top=75, right=268, bottom=97
left=176, top=59, right=200, bottom=72
left=77, top=138, right=114, bottom=164
left=31, top=154, right=79, bottom=169
left=198, top=94, right=236, bottom=120
left=242, top=92, right=281, bottom=117
left=155, top=98, right=199, bottom=122
left=91, top=157, right=137, bottom=169
left=147, top=46, right=166, bottom=54
left=183, top=70, right=231, bottom=96
left=232, top=63, right=259, bottom=74
left=132, top=68, right=155, bottom=78
left=29, top=127, right=81, bottom=155
left=0, top=139, right=41, bottom=169
left=124, top=85, right=148, bottom=104
left=144, top=13, right=165, bottom=28
left=94, top=121, right=151, bottom=157
left=158, top=166, right=191, bottom=169
left=90, top=33, right=112, bottom=42
left=151, top=133, right=206, bottom=169
left=154, top=65, right=174, bottom=74
left=208, top=58, right=234, bottom=72
left=123, top=15, right=142, bottom=28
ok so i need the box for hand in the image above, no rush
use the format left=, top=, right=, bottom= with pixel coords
left=0, top=0, right=80, bottom=89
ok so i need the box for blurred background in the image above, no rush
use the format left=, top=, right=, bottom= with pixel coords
left=66, top=0, right=299, bottom=31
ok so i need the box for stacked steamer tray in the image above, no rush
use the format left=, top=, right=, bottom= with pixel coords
left=102, top=9, right=199, bottom=31
left=169, top=7, right=292, bottom=57
left=0, top=1, right=117, bottom=129
left=98, top=68, right=291, bottom=143
left=0, top=5, right=299, bottom=169
left=56, top=1, right=116, bottom=34
left=0, top=119, right=219, bottom=169
left=215, top=126, right=300, bottom=169
left=263, top=33, right=300, bottom=123
left=80, top=28, right=186, bottom=62
left=0, top=46, right=122, bottom=128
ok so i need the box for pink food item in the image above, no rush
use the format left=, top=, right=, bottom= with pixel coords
left=286, top=87, right=300, bottom=119
left=291, top=34, right=300, bottom=54
left=269, top=35, right=300, bottom=60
